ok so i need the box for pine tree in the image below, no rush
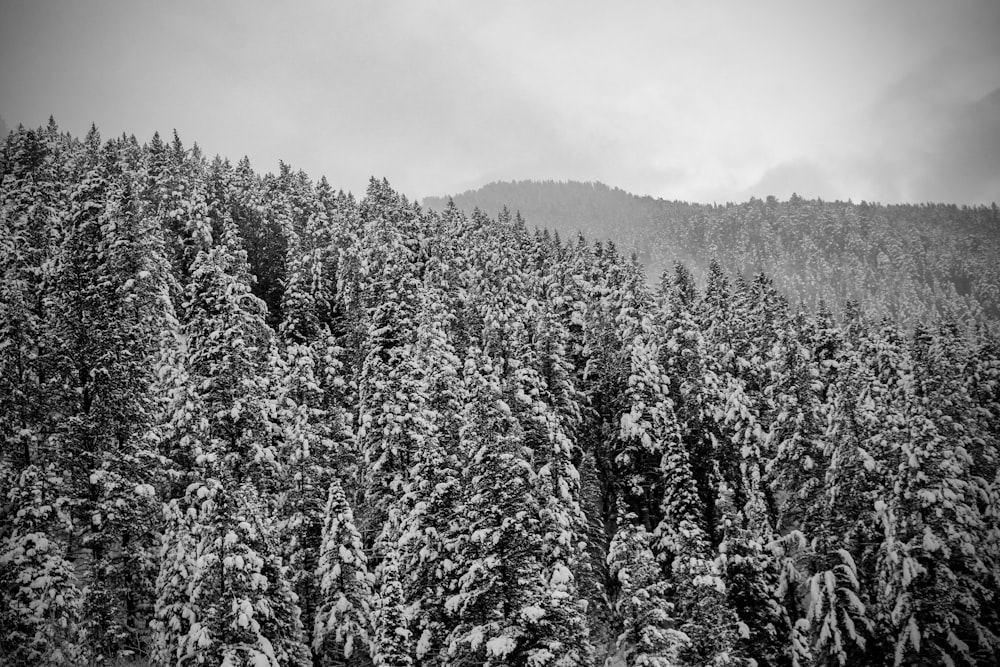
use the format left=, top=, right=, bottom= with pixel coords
left=371, top=538, right=414, bottom=667
left=354, top=179, right=428, bottom=543
left=313, top=478, right=374, bottom=666
left=268, top=339, right=340, bottom=651
left=159, top=227, right=275, bottom=488
left=607, top=508, right=689, bottom=667
left=0, top=465, right=83, bottom=665
left=158, top=479, right=311, bottom=666
left=77, top=177, right=174, bottom=660
left=0, top=130, right=176, bottom=662
left=148, top=129, right=211, bottom=284
left=715, top=481, right=788, bottom=667
left=152, top=226, right=309, bottom=665
left=0, top=123, right=66, bottom=475
left=229, top=156, right=287, bottom=327
left=807, top=322, right=898, bottom=665
left=394, top=287, right=466, bottom=663
left=445, top=353, right=553, bottom=666
left=657, top=262, right=718, bottom=539
left=873, top=322, right=998, bottom=665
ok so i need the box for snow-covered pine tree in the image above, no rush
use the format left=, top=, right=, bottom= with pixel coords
left=704, top=369, right=781, bottom=666
left=327, top=187, right=367, bottom=359
left=195, top=482, right=310, bottom=666
left=149, top=130, right=211, bottom=286
left=765, top=309, right=838, bottom=538
left=371, top=531, right=414, bottom=667
left=656, top=262, right=718, bottom=537
left=12, top=131, right=113, bottom=663
left=965, top=330, right=1000, bottom=654
left=0, top=464, right=83, bottom=665
left=715, top=478, right=790, bottom=667
left=354, top=178, right=428, bottom=544
left=516, top=362, right=595, bottom=665
left=160, top=222, right=274, bottom=486
left=0, top=122, right=67, bottom=476
left=393, top=287, right=466, bottom=662
left=873, top=321, right=998, bottom=665
left=537, top=256, right=613, bottom=657
left=607, top=507, right=689, bottom=666
left=156, top=479, right=310, bottom=667
left=630, top=332, right=740, bottom=667
left=806, top=321, right=901, bottom=665
left=76, top=171, right=176, bottom=660
left=268, top=337, right=344, bottom=650
left=279, top=182, right=335, bottom=345
left=228, top=155, right=287, bottom=327
left=466, top=229, right=597, bottom=664
left=755, top=312, right=837, bottom=664
left=445, top=352, right=554, bottom=666
left=0, top=124, right=76, bottom=664
left=269, top=178, right=353, bottom=636
left=2, top=132, right=174, bottom=662
left=152, top=225, right=309, bottom=665
left=313, top=477, right=374, bottom=666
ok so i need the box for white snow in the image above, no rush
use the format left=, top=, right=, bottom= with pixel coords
left=486, top=635, right=517, bottom=657
left=522, top=605, right=546, bottom=622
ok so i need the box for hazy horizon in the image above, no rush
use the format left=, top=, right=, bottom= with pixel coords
left=2, top=1, right=998, bottom=205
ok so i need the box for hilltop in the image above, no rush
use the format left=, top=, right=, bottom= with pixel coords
left=426, top=180, right=1000, bottom=328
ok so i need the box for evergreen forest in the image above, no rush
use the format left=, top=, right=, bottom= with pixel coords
left=2, top=121, right=999, bottom=667
left=426, top=180, right=1000, bottom=329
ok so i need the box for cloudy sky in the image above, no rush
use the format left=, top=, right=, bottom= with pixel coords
left=1, top=0, right=998, bottom=204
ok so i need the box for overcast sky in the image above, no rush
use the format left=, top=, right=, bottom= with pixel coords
left=1, top=0, right=998, bottom=204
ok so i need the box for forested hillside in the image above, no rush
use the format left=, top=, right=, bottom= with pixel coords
left=425, top=181, right=1000, bottom=329
left=2, top=121, right=999, bottom=667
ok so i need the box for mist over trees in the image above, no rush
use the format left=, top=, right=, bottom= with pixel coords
left=425, top=180, right=1000, bottom=329
left=1, top=121, right=998, bottom=667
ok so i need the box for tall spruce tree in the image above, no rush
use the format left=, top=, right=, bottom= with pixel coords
left=313, top=478, right=374, bottom=666
left=152, top=228, right=309, bottom=665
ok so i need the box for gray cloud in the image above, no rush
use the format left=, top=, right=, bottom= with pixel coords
left=907, top=88, right=1000, bottom=203
left=742, top=161, right=838, bottom=202
left=1, top=1, right=998, bottom=204
left=741, top=86, right=1000, bottom=206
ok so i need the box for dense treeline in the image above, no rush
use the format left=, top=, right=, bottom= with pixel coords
left=425, top=180, right=1000, bottom=329
left=1, top=121, right=998, bottom=666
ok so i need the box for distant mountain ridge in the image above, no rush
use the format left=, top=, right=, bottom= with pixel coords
left=425, top=179, right=686, bottom=250
left=425, top=180, right=1000, bottom=329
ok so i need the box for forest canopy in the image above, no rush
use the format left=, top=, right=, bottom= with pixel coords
left=1, top=121, right=998, bottom=666
left=426, top=180, right=1000, bottom=329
